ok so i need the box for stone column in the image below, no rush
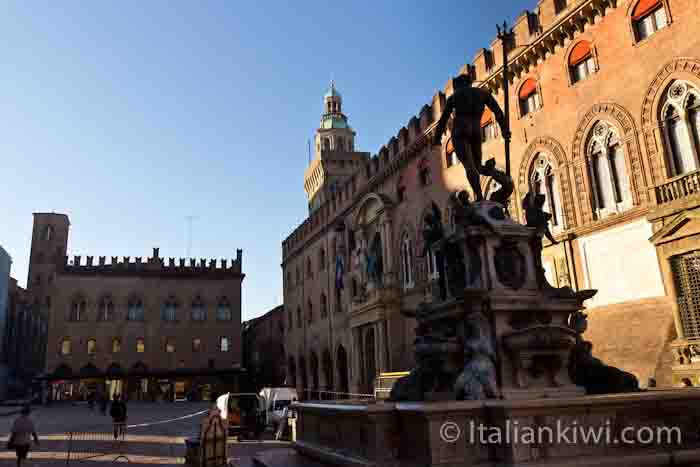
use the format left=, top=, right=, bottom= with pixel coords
left=350, top=327, right=362, bottom=394
left=380, top=215, right=395, bottom=286
left=376, top=320, right=388, bottom=373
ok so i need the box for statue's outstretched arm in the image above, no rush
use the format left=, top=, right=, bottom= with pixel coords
left=433, top=96, right=454, bottom=144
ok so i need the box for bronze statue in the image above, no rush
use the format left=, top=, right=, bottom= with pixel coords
left=433, top=70, right=510, bottom=201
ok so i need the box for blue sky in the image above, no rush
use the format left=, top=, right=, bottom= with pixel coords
left=1, top=1, right=525, bottom=320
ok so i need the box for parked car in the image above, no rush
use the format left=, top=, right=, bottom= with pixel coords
left=216, top=392, right=265, bottom=439
left=259, top=387, right=298, bottom=431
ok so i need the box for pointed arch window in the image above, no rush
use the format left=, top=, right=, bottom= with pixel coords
left=632, top=0, right=668, bottom=42
left=519, top=79, right=542, bottom=116
left=307, top=299, right=314, bottom=323
left=98, top=296, right=114, bottom=321
left=162, top=296, right=178, bottom=322
left=112, top=338, right=121, bottom=353
left=216, top=297, right=232, bottom=321
left=401, top=232, right=414, bottom=289
left=87, top=339, right=97, bottom=355
left=397, top=176, right=406, bottom=202
left=320, top=293, right=328, bottom=318
left=191, top=296, right=206, bottom=321
left=70, top=297, right=87, bottom=321
left=127, top=297, right=144, bottom=321
left=586, top=122, right=632, bottom=216
left=418, top=159, right=432, bottom=186
left=661, top=81, right=700, bottom=176
left=569, top=41, right=596, bottom=84
left=530, top=154, right=565, bottom=230
left=319, top=248, right=326, bottom=271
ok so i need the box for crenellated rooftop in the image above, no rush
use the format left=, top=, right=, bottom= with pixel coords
left=61, top=247, right=244, bottom=278
left=282, top=0, right=620, bottom=263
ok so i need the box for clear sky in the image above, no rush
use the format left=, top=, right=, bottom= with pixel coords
left=1, top=1, right=525, bottom=320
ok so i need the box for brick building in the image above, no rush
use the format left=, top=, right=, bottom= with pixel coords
left=242, top=305, right=286, bottom=390
left=282, top=0, right=700, bottom=397
left=29, top=213, right=245, bottom=401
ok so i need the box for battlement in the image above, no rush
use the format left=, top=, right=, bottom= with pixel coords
left=61, top=247, right=244, bottom=278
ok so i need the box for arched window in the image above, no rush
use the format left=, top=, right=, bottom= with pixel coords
left=322, top=138, right=330, bottom=151
left=162, top=297, right=178, bottom=322
left=288, top=309, right=293, bottom=330
left=396, top=176, right=406, bottom=202
left=70, top=297, right=87, bottom=321
left=320, top=293, right=328, bottom=318
left=586, top=122, right=632, bottom=216
left=519, top=79, right=542, bottom=116
left=220, top=337, right=230, bottom=352
left=192, top=338, right=202, bottom=352
left=165, top=338, right=175, bottom=353
left=480, top=108, right=498, bottom=142
left=306, top=257, right=313, bottom=278
left=216, top=297, right=232, bottom=321
left=530, top=154, right=564, bottom=229
left=569, top=41, right=596, bottom=84
left=44, top=225, right=54, bottom=241
left=98, top=296, right=114, bottom=321
left=418, top=159, right=432, bottom=186
left=87, top=339, right=97, bottom=355
left=191, top=296, right=206, bottom=321
left=296, top=266, right=301, bottom=285
left=319, top=248, right=326, bottom=271
left=60, top=338, right=71, bottom=355
left=307, top=299, right=313, bottom=323
left=401, top=232, right=414, bottom=289
left=127, top=297, right=144, bottom=321
left=136, top=338, right=145, bottom=353
left=112, top=338, right=121, bottom=353
left=297, top=307, right=302, bottom=329
left=661, top=81, right=700, bottom=176
left=632, top=0, right=668, bottom=42
left=425, top=204, right=442, bottom=279
left=337, top=136, right=344, bottom=150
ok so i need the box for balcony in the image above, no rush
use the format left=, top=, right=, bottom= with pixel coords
left=654, top=169, right=700, bottom=205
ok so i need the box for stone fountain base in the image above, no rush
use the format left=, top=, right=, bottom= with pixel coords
left=266, top=390, right=700, bottom=467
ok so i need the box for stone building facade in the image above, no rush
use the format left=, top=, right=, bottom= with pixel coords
left=30, top=213, right=244, bottom=401
left=242, top=304, right=286, bottom=390
left=283, top=0, right=700, bottom=397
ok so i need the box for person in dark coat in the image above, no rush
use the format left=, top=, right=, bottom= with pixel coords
left=110, top=394, right=128, bottom=439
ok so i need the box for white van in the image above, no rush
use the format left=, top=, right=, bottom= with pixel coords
left=259, top=387, right=298, bottom=430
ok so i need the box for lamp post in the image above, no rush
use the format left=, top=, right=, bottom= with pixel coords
left=497, top=21, right=514, bottom=179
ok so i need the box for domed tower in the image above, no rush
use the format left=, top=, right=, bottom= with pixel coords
left=304, top=81, right=369, bottom=213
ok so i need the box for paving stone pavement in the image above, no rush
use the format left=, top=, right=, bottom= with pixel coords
left=0, top=403, right=293, bottom=467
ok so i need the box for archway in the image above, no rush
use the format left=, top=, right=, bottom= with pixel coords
left=310, top=352, right=319, bottom=400
left=336, top=345, right=349, bottom=397
left=322, top=348, right=333, bottom=399
left=288, top=357, right=296, bottom=388
left=298, top=357, right=307, bottom=400
left=364, top=328, right=376, bottom=395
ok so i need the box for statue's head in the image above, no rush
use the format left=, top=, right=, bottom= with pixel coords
left=453, top=72, right=473, bottom=90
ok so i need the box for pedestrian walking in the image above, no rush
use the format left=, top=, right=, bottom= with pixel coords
left=110, top=394, right=128, bottom=439
left=7, top=405, right=39, bottom=467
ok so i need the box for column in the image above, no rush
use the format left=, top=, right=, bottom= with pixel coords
left=349, top=327, right=362, bottom=394
left=380, top=215, right=395, bottom=286
left=376, top=320, right=388, bottom=373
